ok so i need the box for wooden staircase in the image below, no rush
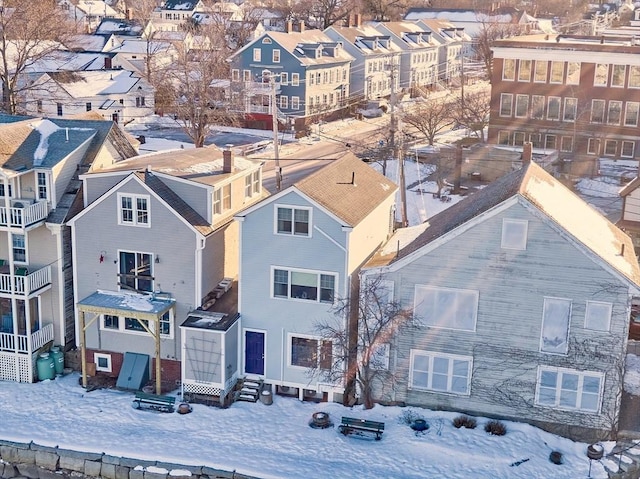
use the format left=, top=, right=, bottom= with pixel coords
left=601, top=440, right=640, bottom=478
left=235, top=378, right=263, bottom=403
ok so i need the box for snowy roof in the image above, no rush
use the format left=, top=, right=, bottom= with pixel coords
left=162, top=0, right=200, bottom=11
left=95, top=18, right=143, bottom=36
left=107, top=38, right=174, bottom=55
left=181, top=310, right=238, bottom=331
left=49, top=70, right=143, bottom=97
left=327, top=25, right=403, bottom=55
left=75, top=0, right=120, bottom=17
left=26, top=50, right=113, bottom=73
left=77, top=290, right=174, bottom=317
left=369, top=161, right=640, bottom=287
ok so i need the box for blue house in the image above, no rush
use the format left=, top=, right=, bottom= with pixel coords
left=227, top=23, right=354, bottom=131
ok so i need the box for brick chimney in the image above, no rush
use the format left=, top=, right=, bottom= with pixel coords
left=522, top=142, right=532, bottom=165
left=223, top=146, right=234, bottom=173
left=286, top=20, right=292, bottom=33
left=355, top=13, right=361, bottom=27
left=299, top=20, right=305, bottom=32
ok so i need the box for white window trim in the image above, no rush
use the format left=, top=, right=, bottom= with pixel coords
left=549, top=61, right=564, bottom=84
left=94, top=353, right=112, bottom=373
left=563, top=98, right=577, bottom=122
left=584, top=301, right=612, bottom=332
left=274, top=204, right=312, bottom=237
left=292, top=73, right=300, bottom=86
left=515, top=94, right=528, bottom=118
left=414, top=285, right=479, bottom=332
left=624, top=102, right=639, bottom=126
left=37, top=171, right=49, bottom=201
left=502, top=58, right=515, bottom=81
left=409, top=349, right=472, bottom=395
left=287, top=332, right=331, bottom=370
left=539, top=297, right=572, bottom=355
left=253, top=48, right=261, bottom=61
left=117, top=193, right=150, bottom=228
left=370, top=343, right=390, bottom=370
left=272, top=49, right=280, bottom=63
left=271, top=265, right=337, bottom=303
left=499, top=93, right=512, bottom=117
left=535, top=366, right=603, bottom=413
left=501, top=218, right=528, bottom=250
left=12, top=233, right=28, bottom=265
left=621, top=141, right=635, bottom=158
left=99, top=311, right=174, bottom=339
left=546, top=96, right=561, bottom=120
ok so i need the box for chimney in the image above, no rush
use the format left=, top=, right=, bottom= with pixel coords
left=299, top=20, right=305, bottom=32
left=346, top=14, right=353, bottom=27
left=522, top=142, right=532, bottom=165
left=126, top=8, right=133, bottom=20
left=286, top=20, right=292, bottom=33
left=223, top=146, right=234, bottom=173
left=355, top=13, right=361, bottom=27
left=104, top=56, right=112, bottom=69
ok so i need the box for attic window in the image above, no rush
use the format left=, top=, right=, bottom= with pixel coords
left=262, top=37, right=272, bottom=44
left=501, top=219, right=528, bottom=250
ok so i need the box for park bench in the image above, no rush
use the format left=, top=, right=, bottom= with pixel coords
left=132, top=391, right=176, bottom=413
left=338, top=416, right=384, bottom=440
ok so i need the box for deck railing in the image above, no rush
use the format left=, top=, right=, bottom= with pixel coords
left=0, top=265, right=51, bottom=295
left=0, top=200, right=48, bottom=228
left=0, top=323, right=53, bottom=353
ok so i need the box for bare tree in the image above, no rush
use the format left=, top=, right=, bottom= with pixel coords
left=292, top=0, right=354, bottom=29
left=451, top=87, right=491, bottom=142
left=473, top=18, right=524, bottom=81
left=0, top=0, right=73, bottom=114
left=313, top=274, right=414, bottom=409
left=401, top=96, right=453, bottom=146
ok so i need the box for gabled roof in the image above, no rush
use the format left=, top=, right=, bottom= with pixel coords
left=162, top=0, right=200, bottom=11
left=326, top=25, right=403, bottom=55
left=48, top=70, right=145, bottom=97
left=371, top=161, right=640, bottom=287
left=293, top=153, right=397, bottom=227
left=620, top=176, right=640, bottom=197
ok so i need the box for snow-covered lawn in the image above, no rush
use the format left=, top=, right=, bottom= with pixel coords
left=0, top=373, right=612, bottom=479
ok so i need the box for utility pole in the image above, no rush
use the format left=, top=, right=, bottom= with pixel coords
left=270, top=73, right=282, bottom=191
left=388, top=60, right=408, bottom=228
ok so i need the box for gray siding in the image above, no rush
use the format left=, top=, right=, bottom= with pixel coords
left=375, top=201, right=629, bottom=437
left=156, top=176, right=211, bottom=222
left=51, top=138, right=93, bottom=207
left=84, top=173, right=130, bottom=205
left=183, top=328, right=223, bottom=384
left=225, top=320, right=239, bottom=381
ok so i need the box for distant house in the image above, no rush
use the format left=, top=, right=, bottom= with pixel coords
left=151, top=0, right=206, bottom=31
left=58, top=0, right=124, bottom=33
left=617, top=175, right=640, bottom=254
left=324, top=16, right=402, bottom=105
left=0, top=115, right=137, bottom=384
left=227, top=25, right=354, bottom=131
left=404, top=7, right=518, bottom=37
left=69, top=146, right=265, bottom=396
left=234, top=153, right=397, bottom=402
left=362, top=158, right=640, bottom=441
left=24, top=70, right=154, bottom=124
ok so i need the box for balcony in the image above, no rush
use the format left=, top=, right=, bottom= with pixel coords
left=0, top=265, right=51, bottom=295
left=0, top=322, right=53, bottom=353
left=0, top=199, right=48, bottom=229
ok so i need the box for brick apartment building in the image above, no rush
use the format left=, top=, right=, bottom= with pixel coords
left=488, top=34, right=640, bottom=176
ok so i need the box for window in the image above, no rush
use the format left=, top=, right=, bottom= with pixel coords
left=534, top=60, right=547, bottom=82
left=594, top=63, right=608, bottom=86
left=584, top=301, right=612, bottom=331
left=245, top=170, right=260, bottom=198
left=604, top=140, right=617, bottom=156
left=12, top=234, right=26, bottom=263
left=135, top=97, right=145, bottom=107
left=501, top=218, right=528, bottom=250
left=566, top=62, right=580, bottom=85
left=94, top=353, right=112, bottom=373
left=272, top=49, right=280, bottom=63
left=518, top=59, right=531, bottom=82
left=499, top=93, right=512, bottom=117
left=222, top=183, right=231, bottom=210
left=86, top=102, right=92, bottom=112
left=515, top=95, right=528, bottom=118
left=37, top=172, right=48, bottom=201
left=232, top=69, right=240, bottom=82
left=502, top=59, right=515, bottom=80
left=159, top=311, right=171, bottom=335
left=622, top=141, right=635, bottom=158
left=104, top=314, right=119, bottom=329
left=292, top=73, right=300, bottom=86
left=119, top=251, right=153, bottom=292
left=624, top=102, right=639, bottom=126
left=530, top=95, right=545, bottom=119
left=56, top=103, right=63, bottom=116
left=563, top=98, right=577, bottom=122
left=612, top=65, right=626, bottom=87
left=513, top=131, right=525, bottom=146
left=280, top=95, right=288, bottom=109
left=125, top=317, right=149, bottom=332
left=276, top=206, right=310, bottom=236
left=630, top=66, right=640, bottom=88
left=410, top=350, right=472, bottom=395
left=560, top=136, right=573, bottom=152
left=414, top=285, right=478, bottom=331
left=540, top=297, right=571, bottom=354
left=213, top=184, right=231, bottom=214
left=545, top=134, right=556, bottom=150
left=591, top=99, right=605, bottom=123
left=280, top=72, right=288, bottom=84
left=536, top=367, right=602, bottom=412
left=290, top=335, right=332, bottom=369
left=547, top=96, right=560, bottom=120
left=291, top=96, right=299, bottom=110
left=587, top=138, right=600, bottom=155
left=118, top=193, right=149, bottom=227
left=370, top=343, right=390, bottom=370
left=497, top=131, right=510, bottom=145
left=550, top=61, right=564, bottom=83
left=607, top=100, right=622, bottom=125
left=273, top=267, right=336, bottom=303
left=253, top=48, right=261, bottom=61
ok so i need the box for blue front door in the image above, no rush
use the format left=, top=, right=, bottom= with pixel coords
left=245, top=331, right=264, bottom=375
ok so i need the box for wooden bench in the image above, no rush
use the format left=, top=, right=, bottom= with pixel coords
left=338, top=416, right=384, bottom=440
left=132, top=391, right=176, bottom=413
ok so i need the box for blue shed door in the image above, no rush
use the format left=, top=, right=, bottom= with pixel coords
left=245, top=331, right=264, bottom=376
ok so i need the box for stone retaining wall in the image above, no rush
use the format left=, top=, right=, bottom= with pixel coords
left=0, top=440, right=257, bottom=479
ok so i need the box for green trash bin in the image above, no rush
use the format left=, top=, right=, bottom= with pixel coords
left=49, top=346, right=64, bottom=376
left=36, top=353, right=55, bottom=381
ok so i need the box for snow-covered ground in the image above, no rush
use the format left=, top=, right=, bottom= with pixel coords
left=0, top=372, right=614, bottom=479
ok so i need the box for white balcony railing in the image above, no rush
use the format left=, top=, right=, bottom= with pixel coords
left=0, top=265, right=51, bottom=295
left=0, top=323, right=53, bottom=353
left=0, top=200, right=48, bottom=228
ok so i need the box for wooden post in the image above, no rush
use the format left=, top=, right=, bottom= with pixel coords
left=80, top=311, right=87, bottom=389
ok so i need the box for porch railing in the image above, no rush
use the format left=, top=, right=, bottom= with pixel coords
left=0, top=265, right=51, bottom=295
left=0, top=323, right=53, bottom=353
left=0, top=200, right=48, bottom=228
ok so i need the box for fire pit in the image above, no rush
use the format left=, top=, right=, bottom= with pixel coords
left=309, top=411, right=333, bottom=429
left=177, top=402, right=192, bottom=414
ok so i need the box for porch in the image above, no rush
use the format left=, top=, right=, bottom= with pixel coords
left=0, top=323, right=54, bottom=353
left=0, top=199, right=48, bottom=229
left=0, top=265, right=51, bottom=295
left=0, top=323, right=54, bottom=382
